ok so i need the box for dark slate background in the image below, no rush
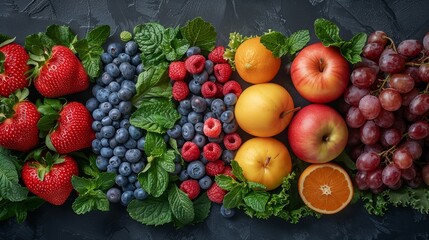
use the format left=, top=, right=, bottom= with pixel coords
left=1, top=0, right=429, bottom=239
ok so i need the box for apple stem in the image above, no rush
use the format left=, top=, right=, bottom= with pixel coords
left=280, top=106, right=301, bottom=119
left=264, top=157, right=271, bottom=167
left=318, top=58, right=325, bottom=72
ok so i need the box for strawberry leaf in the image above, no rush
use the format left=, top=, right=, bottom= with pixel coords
left=0, top=52, right=5, bottom=74
left=25, top=32, right=55, bottom=56
left=45, top=25, right=78, bottom=50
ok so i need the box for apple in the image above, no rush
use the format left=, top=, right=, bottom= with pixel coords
left=234, top=137, right=292, bottom=190
left=287, top=104, right=348, bottom=163
left=290, top=42, right=350, bottom=103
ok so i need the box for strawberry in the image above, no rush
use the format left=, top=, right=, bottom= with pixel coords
left=0, top=36, right=30, bottom=97
left=0, top=89, right=40, bottom=152
left=38, top=99, right=95, bottom=154
left=29, top=45, right=89, bottom=98
left=22, top=151, right=79, bottom=205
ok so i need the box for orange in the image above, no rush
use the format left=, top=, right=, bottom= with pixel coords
left=298, top=163, right=353, bottom=214
left=235, top=37, right=281, bottom=84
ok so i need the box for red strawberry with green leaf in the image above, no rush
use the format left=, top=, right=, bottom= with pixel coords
left=0, top=88, right=40, bottom=152
left=22, top=150, right=79, bottom=205
left=37, top=99, right=95, bottom=154
left=0, top=35, right=30, bottom=97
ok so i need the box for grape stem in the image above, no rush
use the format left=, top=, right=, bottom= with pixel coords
left=384, top=36, right=397, bottom=53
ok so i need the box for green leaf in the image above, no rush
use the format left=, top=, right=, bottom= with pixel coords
left=192, top=193, right=211, bottom=224
left=360, top=190, right=388, bottom=216
left=138, top=160, right=169, bottom=197
left=410, top=187, right=429, bottom=214
left=86, top=25, right=111, bottom=47
left=334, top=151, right=356, bottom=171
left=37, top=114, right=60, bottom=133
left=134, top=23, right=166, bottom=68
left=162, top=27, right=190, bottom=61
left=243, top=191, right=270, bottom=212
left=168, top=185, right=195, bottom=225
left=314, top=18, right=343, bottom=47
left=223, top=185, right=246, bottom=209
left=144, top=132, right=167, bottom=158
left=73, top=39, right=104, bottom=78
left=386, top=187, right=411, bottom=207
left=339, top=32, right=367, bottom=64
left=0, top=52, right=5, bottom=73
left=287, top=29, right=311, bottom=55
left=45, top=25, right=78, bottom=49
left=0, top=34, right=15, bottom=48
left=180, top=17, right=216, bottom=53
left=215, top=174, right=236, bottom=191
left=230, top=160, right=246, bottom=182
left=158, top=150, right=176, bottom=173
left=0, top=148, right=28, bottom=201
left=247, top=181, right=267, bottom=190
left=72, top=190, right=110, bottom=215
left=130, top=98, right=180, bottom=133
left=127, top=196, right=173, bottom=226
left=132, top=63, right=169, bottom=106
left=71, top=176, right=94, bottom=194
left=260, top=31, right=288, bottom=58
left=0, top=197, right=44, bottom=223
left=25, top=32, right=55, bottom=56
left=95, top=172, right=116, bottom=191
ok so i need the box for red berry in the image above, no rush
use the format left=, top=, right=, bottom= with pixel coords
left=181, top=141, right=200, bottom=162
left=172, top=81, right=189, bottom=101
left=205, top=160, right=225, bottom=176
left=185, top=55, right=206, bottom=74
left=223, top=166, right=235, bottom=179
left=224, top=133, right=242, bottom=150
left=208, top=46, right=227, bottom=64
left=215, top=83, right=224, bottom=97
left=214, top=63, right=232, bottom=83
left=201, top=81, right=217, bottom=98
left=203, top=142, right=222, bottom=161
left=169, top=61, right=187, bottom=81
left=222, top=80, right=242, bottom=97
left=203, top=118, right=222, bottom=138
left=207, top=182, right=227, bottom=204
left=180, top=179, right=201, bottom=200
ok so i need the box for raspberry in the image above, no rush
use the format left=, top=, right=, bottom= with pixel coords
left=169, top=61, right=187, bottom=81
left=203, top=118, right=222, bottom=138
left=201, top=81, right=217, bottom=98
left=207, top=182, right=227, bottom=204
left=215, top=83, right=224, bottom=97
left=185, top=55, right=206, bottom=74
left=222, top=80, right=242, bottom=97
left=222, top=165, right=235, bottom=179
left=214, top=63, right=232, bottom=83
left=181, top=141, right=200, bottom=162
left=180, top=179, right=201, bottom=200
left=223, top=133, right=242, bottom=150
left=208, top=46, right=227, bottom=64
left=172, top=81, right=189, bottom=101
left=203, top=142, right=222, bottom=161
left=205, top=160, right=225, bottom=176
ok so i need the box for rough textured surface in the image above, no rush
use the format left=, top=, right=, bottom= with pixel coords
left=1, top=0, right=429, bottom=239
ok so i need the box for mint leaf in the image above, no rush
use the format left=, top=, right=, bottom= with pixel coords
left=96, top=172, right=116, bottom=191
left=144, top=132, right=167, bottom=157
left=223, top=185, right=246, bottom=209
left=0, top=197, right=44, bottom=223
left=158, top=150, right=176, bottom=173
left=287, top=30, right=310, bottom=55
left=247, top=181, right=267, bottom=189
left=260, top=31, right=288, bottom=58
left=72, top=190, right=109, bottom=214
left=45, top=25, right=77, bottom=49
left=163, top=27, right=189, bottom=61
left=243, top=191, right=270, bottom=212
left=168, top=185, right=194, bottom=225
left=339, top=32, right=367, bottom=64
left=192, top=193, right=211, bottom=224
left=73, top=39, right=104, bottom=78
left=71, top=176, right=94, bottom=193
left=314, top=18, right=342, bottom=47
left=138, top=160, right=169, bottom=197
left=130, top=98, right=180, bottom=134
left=215, top=174, right=236, bottom=191
left=86, top=25, right=110, bottom=47
left=230, top=160, right=246, bottom=182
left=0, top=148, right=28, bottom=202
left=132, top=62, right=170, bottom=106
left=134, top=23, right=166, bottom=68
left=127, top=196, right=173, bottom=226
left=180, top=17, right=216, bottom=53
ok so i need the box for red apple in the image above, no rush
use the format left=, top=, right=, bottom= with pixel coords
left=287, top=104, right=348, bottom=163
left=290, top=42, right=350, bottom=103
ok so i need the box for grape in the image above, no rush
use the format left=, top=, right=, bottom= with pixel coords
left=346, top=106, right=366, bottom=128
left=356, top=151, right=380, bottom=171
left=408, top=93, right=429, bottom=115
left=401, top=164, right=417, bottom=181
left=378, top=53, right=405, bottom=74
left=382, top=163, right=401, bottom=186
left=360, top=120, right=380, bottom=145
left=402, top=88, right=420, bottom=106
left=354, top=57, right=380, bottom=74
left=373, top=109, right=395, bottom=128
left=418, top=64, right=429, bottom=82
left=355, top=171, right=369, bottom=190
left=343, top=85, right=369, bottom=106
left=392, top=148, right=413, bottom=170
left=359, top=95, right=381, bottom=120
left=380, top=128, right=402, bottom=147
left=366, top=169, right=383, bottom=189
left=423, top=32, right=429, bottom=51
left=404, top=66, right=421, bottom=83
left=400, top=140, right=423, bottom=160
left=351, top=67, right=377, bottom=88
left=422, top=165, right=429, bottom=186
left=403, top=107, right=421, bottom=122
left=408, top=121, right=429, bottom=140
left=397, top=39, right=423, bottom=57
left=362, top=42, right=385, bottom=62
left=363, top=143, right=384, bottom=154
left=367, top=31, right=388, bottom=45
left=406, top=172, right=422, bottom=188
left=378, top=88, right=402, bottom=111
left=388, top=178, right=403, bottom=190
left=388, top=73, right=415, bottom=93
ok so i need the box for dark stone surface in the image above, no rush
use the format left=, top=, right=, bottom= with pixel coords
left=1, top=0, right=429, bottom=239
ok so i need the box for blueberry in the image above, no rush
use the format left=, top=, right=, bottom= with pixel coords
left=176, top=138, right=185, bottom=148
left=119, top=161, right=132, bottom=176
left=106, top=187, right=121, bottom=203
left=167, top=124, right=182, bottom=139
left=137, top=137, right=145, bottom=150
left=227, top=105, right=235, bottom=112
left=120, top=119, right=131, bottom=129
left=116, top=76, right=125, bottom=84
left=191, top=96, right=207, bottom=113
left=118, top=88, right=133, bottom=101
left=100, top=126, right=115, bottom=138
left=187, top=111, right=203, bottom=125
left=108, top=92, right=121, bottom=105
left=113, top=146, right=127, bottom=158
left=101, top=116, right=113, bottom=126
left=119, top=62, right=136, bottom=80
left=220, top=205, right=236, bottom=218
left=107, top=42, right=124, bottom=58
left=223, top=120, right=238, bottom=134
left=205, top=97, right=214, bottom=107
left=194, top=122, right=204, bottom=134
left=92, top=120, right=103, bottom=132
left=117, top=53, right=131, bottom=63
left=179, top=99, right=191, bottom=110
left=125, top=41, right=138, bottom=55
left=101, top=72, right=114, bottom=85
left=179, top=169, right=189, bottom=181
left=209, top=75, right=217, bottom=82
left=118, top=101, right=133, bottom=115
left=125, top=149, right=142, bottom=163
left=115, top=174, right=128, bottom=187
left=108, top=81, right=121, bottom=92
left=129, top=125, right=143, bottom=140
left=131, top=54, right=141, bottom=66
left=92, top=85, right=103, bottom=97
left=99, top=102, right=113, bottom=114
left=198, top=175, right=213, bottom=190
left=122, top=183, right=136, bottom=192
left=224, top=93, right=237, bottom=106
left=172, top=163, right=181, bottom=175
left=193, top=70, right=208, bottom=84
left=186, top=46, right=201, bottom=57
left=134, top=181, right=141, bottom=189
left=178, top=103, right=191, bottom=115
left=115, top=127, right=130, bottom=144
left=120, top=190, right=134, bottom=205
left=112, top=121, right=120, bottom=129
left=208, top=132, right=224, bottom=144
left=205, top=60, right=214, bottom=75
left=134, top=188, right=148, bottom=200
left=106, top=164, right=118, bottom=174
left=95, top=132, right=102, bottom=140
left=92, top=139, right=102, bottom=152
left=136, top=63, right=144, bottom=74
left=95, top=156, right=108, bottom=171
left=101, top=52, right=113, bottom=64
left=100, top=138, right=109, bottom=147
left=96, top=88, right=111, bottom=103
left=112, top=57, right=121, bottom=65
left=179, top=115, right=188, bottom=126
left=85, top=97, right=99, bottom=112
left=131, top=160, right=145, bottom=173
left=220, top=110, right=234, bottom=123
left=109, top=108, right=121, bottom=121
left=222, top=150, right=236, bottom=164
left=109, top=138, right=118, bottom=148
left=163, top=134, right=170, bottom=143
left=188, top=79, right=201, bottom=95
left=100, top=147, right=113, bottom=158
left=105, top=63, right=120, bottom=77
left=211, top=98, right=226, bottom=116
left=124, top=138, right=137, bottom=149
left=182, top=122, right=195, bottom=141
left=204, top=111, right=217, bottom=121
left=121, top=80, right=136, bottom=93
left=200, top=155, right=208, bottom=164
left=192, top=134, right=207, bottom=148
left=128, top=173, right=138, bottom=183
left=187, top=160, right=205, bottom=179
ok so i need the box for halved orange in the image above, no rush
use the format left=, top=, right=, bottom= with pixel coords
left=298, top=163, right=353, bottom=214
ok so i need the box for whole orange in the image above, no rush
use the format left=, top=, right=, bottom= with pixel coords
left=235, top=137, right=292, bottom=191
left=235, top=37, right=281, bottom=84
left=235, top=83, right=295, bottom=137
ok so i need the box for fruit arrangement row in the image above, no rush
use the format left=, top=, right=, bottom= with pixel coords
left=0, top=17, right=428, bottom=226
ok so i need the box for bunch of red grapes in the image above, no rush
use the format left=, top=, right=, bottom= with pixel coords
left=343, top=31, right=429, bottom=193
